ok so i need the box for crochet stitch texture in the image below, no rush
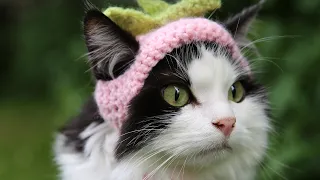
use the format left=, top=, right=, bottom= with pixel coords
left=94, top=18, right=250, bottom=130
left=104, top=0, right=221, bottom=36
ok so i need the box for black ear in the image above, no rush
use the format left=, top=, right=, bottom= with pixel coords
left=84, top=10, right=139, bottom=80
left=224, top=0, right=264, bottom=46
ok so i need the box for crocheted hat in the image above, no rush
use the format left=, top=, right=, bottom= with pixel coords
left=94, top=0, right=250, bottom=130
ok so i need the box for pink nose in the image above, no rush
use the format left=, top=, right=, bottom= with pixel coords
left=212, top=117, right=236, bottom=137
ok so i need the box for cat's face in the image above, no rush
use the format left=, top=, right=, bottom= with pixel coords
left=116, top=43, right=269, bottom=165
left=83, top=3, right=269, bottom=167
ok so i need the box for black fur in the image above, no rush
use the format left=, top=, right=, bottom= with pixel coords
left=84, top=10, right=139, bottom=80
left=59, top=97, right=104, bottom=152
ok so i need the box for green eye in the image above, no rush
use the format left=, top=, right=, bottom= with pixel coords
left=162, top=85, right=190, bottom=107
left=228, top=81, right=245, bottom=103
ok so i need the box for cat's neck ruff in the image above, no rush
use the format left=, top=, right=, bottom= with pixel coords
left=94, top=18, right=250, bottom=130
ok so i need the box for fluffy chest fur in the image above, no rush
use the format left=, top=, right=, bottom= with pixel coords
left=54, top=1, right=270, bottom=180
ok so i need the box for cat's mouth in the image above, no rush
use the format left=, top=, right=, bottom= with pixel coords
left=197, top=143, right=232, bottom=156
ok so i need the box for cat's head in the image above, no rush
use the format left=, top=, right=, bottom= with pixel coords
left=84, top=1, right=270, bottom=167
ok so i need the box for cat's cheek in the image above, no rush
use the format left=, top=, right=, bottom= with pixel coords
left=229, top=98, right=270, bottom=156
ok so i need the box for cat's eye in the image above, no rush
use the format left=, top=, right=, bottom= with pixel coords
left=162, top=85, right=190, bottom=107
left=228, top=81, right=245, bottom=103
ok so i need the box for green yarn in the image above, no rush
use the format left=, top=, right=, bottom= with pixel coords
left=104, top=0, right=221, bottom=36
left=137, top=0, right=169, bottom=16
left=104, top=7, right=158, bottom=37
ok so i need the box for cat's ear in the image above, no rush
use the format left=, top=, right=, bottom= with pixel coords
left=84, top=10, right=139, bottom=80
left=224, top=0, right=264, bottom=47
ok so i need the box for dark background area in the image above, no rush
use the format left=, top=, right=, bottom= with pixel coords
left=0, top=0, right=319, bottom=179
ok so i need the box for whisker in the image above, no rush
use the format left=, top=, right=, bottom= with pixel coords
left=240, top=35, right=300, bottom=52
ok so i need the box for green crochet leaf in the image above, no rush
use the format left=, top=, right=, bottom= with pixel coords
left=137, top=0, right=169, bottom=15
left=104, top=0, right=221, bottom=36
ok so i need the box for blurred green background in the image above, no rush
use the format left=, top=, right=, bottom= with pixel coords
left=1, top=0, right=319, bottom=179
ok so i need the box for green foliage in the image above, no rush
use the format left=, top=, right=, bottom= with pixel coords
left=0, top=0, right=319, bottom=179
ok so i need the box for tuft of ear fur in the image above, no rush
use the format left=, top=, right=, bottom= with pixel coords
left=224, top=0, right=265, bottom=48
left=84, top=10, right=139, bottom=80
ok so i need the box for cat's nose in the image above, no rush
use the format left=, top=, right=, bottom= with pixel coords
left=212, top=117, right=236, bottom=137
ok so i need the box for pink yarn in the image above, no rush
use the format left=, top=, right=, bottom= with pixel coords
left=94, top=18, right=249, bottom=130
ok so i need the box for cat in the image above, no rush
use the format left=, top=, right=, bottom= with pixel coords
left=54, top=1, right=270, bottom=180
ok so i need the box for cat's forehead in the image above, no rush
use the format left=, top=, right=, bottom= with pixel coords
left=188, top=46, right=240, bottom=88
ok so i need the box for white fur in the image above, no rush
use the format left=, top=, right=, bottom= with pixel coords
left=55, top=46, right=270, bottom=180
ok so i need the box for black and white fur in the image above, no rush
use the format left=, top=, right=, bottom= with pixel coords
left=54, top=2, right=270, bottom=180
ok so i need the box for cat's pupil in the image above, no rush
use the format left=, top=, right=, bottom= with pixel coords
left=174, top=86, right=180, bottom=101
left=231, top=85, right=236, bottom=98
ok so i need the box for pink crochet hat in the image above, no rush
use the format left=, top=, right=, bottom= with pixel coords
left=94, top=18, right=249, bottom=130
